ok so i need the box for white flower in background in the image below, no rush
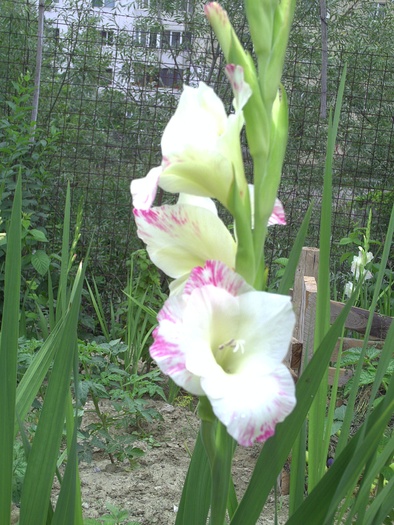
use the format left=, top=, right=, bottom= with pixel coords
left=344, top=281, right=354, bottom=298
left=150, top=260, right=296, bottom=446
left=350, top=247, right=374, bottom=280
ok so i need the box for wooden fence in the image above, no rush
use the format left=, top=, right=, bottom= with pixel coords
left=289, top=247, right=393, bottom=386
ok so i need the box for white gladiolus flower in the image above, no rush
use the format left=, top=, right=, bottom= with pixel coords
left=150, top=260, right=296, bottom=446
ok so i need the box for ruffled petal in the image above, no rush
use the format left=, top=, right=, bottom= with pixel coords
left=177, top=194, right=218, bottom=215
left=268, top=198, right=286, bottom=226
left=133, top=205, right=236, bottom=280
left=161, top=82, right=227, bottom=155
left=184, top=259, right=253, bottom=297
left=150, top=296, right=204, bottom=395
left=157, top=74, right=250, bottom=209
left=201, top=363, right=296, bottom=446
left=159, top=153, right=234, bottom=206
left=130, top=166, right=161, bottom=210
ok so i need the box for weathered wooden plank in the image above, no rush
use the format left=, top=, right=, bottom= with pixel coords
left=292, top=247, right=320, bottom=342
left=330, top=301, right=393, bottom=339
left=327, top=366, right=353, bottom=387
left=299, top=276, right=317, bottom=374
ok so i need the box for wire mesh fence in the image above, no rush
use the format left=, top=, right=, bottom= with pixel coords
left=1, top=0, right=393, bottom=298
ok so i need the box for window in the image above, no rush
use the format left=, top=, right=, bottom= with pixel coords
left=159, top=68, right=183, bottom=88
left=183, top=31, right=192, bottom=50
left=133, top=64, right=159, bottom=86
left=134, top=30, right=159, bottom=48
left=92, top=0, right=115, bottom=8
left=136, top=0, right=149, bottom=8
left=149, top=31, right=159, bottom=49
left=100, top=30, right=114, bottom=46
left=181, top=0, right=193, bottom=14
left=135, top=29, right=148, bottom=46
left=162, top=30, right=181, bottom=49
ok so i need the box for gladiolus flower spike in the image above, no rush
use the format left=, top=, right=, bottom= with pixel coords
left=150, top=260, right=296, bottom=447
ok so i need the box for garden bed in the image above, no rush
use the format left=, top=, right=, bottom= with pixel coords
left=75, top=400, right=289, bottom=524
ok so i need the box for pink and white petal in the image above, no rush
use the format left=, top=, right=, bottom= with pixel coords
left=151, top=296, right=204, bottom=396
left=133, top=205, right=236, bottom=279
left=201, top=364, right=296, bottom=446
left=184, top=260, right=252, bottom=297
left=177, top=193, right=218, bottom=216
left=225, top=64, right=252, bottom=113
left=268, top=198, right=286, bottom=226
left=130, top=166, right=161, bottom=210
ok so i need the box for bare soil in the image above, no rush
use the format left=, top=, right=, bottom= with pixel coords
left=77, top=400, right=289, bottom=524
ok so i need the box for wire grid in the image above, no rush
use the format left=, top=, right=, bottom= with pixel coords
left=0, top=2, right=393, bottom=296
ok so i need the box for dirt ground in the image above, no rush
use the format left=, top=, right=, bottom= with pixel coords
left=78, top=399, right=289, bottom=525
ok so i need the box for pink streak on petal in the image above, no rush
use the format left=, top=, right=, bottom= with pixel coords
left=225, top=64, right=252, bottom=111
left=203, top=364, right=296, bottom=447
left=150, top=298, right=203, bottom=395
left=268, top=198, right=286, bottom=226
left=184, top=260, right=252, bottom=297
left=134, top=207, right=188, bottom=234
left=130, top=166, right=161, bottom=210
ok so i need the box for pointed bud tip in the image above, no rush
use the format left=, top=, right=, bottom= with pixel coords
left=204, top=2, right=228, bottom=23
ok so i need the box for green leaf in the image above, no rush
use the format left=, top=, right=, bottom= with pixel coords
left=29, top=228, right=48, bottom=242
left=19, top=263, right=86, bottom=525
left=175, top=429, right=211, bottom=525
left=0, top=177, right=21, bottom=525
left=31, top=249, right=51, bottom=275
left=278, top=202, right=313, bottom=295
left=285, top=395, right=394, bottom=525
left=308, top=64, right=347, bottom=491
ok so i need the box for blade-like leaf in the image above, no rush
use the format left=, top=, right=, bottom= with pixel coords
left=19, top=262, right=86, bottom=525
left=0, top=177, right=21, bottom=525
left=309, top=64, right=347, bottom=490
left=211, top=423, right=235, bottom=524
left=56, top=182, right=71, bottom=322
left=175, top=429, right=211, bottom=525
left=277, top=202, right=313, bottom=296
left=346, top=430, right=394, bottom=523
left=285, top=394, right=394, bottom=524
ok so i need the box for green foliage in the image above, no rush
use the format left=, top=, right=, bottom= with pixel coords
left=340, top=346, right=394, bottom=398
left=0, top=73, right=59, bottom=224
left=86, top=249, right=166, bottom=369
left=0, top=73, right=61, bottom=331
left=0, top=179, right=86, bottom=525
left=77, top=339, right=164, bottom=464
